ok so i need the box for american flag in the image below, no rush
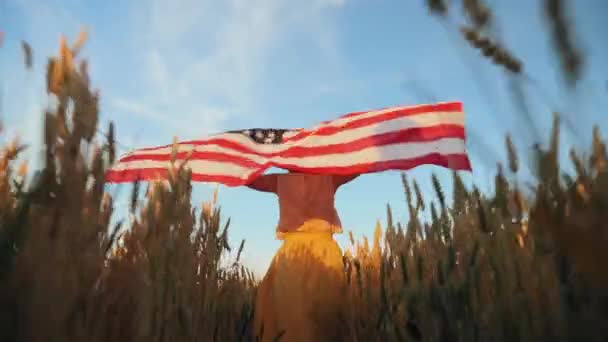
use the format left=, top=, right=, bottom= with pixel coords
left=105, top=101, right=471, bottom=186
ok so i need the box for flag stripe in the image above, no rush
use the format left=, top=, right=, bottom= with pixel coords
left=118, top=125, right=465, bottom=164
left=106, top=101, right=471, bottom=186
left=278, top=153, right=471, bottom=175
left=119, top=111, right=464, bottom=158
left=282, top=102, right=462, bottom=142
left=106, top=153, right=471, bottom=186
left=118, top=150, right=263, bottom=168
left=109, top=137, right=466, bottom=175
left=133, top=102, right=463, bottom=152
left=287, top=102, right=462, bottom=138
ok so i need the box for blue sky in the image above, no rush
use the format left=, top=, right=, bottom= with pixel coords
left=1, top=0, right=607, bottom=276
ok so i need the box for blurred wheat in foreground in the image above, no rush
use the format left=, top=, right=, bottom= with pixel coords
left=1, top=32, right=607, bottom=342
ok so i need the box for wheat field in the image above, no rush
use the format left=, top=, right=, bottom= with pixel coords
left=1, top=1, right=607, bottom=341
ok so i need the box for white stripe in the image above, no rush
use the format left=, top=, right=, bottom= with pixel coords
left=273, top=137, right=467, bottom=168
left=120, top=111, right=463, bottom=158
left=293, top=111, right=463, bottom=148
left=284, top=102, right=459, bottom=137
left=280, top=104, right=436, bottom=139
left=113, top=137, right=466, bottom=173
left=110, top=159, right=256, bottom=177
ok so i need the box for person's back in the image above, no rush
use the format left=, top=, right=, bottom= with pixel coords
left=276, top=172, right=342, bottom=236
left=247, top=171, right=358, bottom=342
left=246, top=171, right=356, bottom=236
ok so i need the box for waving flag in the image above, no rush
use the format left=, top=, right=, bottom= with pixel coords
left=105, top=101, right=471, bottom=187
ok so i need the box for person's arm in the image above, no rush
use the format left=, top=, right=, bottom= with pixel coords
left=245, top=174, right=278, bottom=193
left=333, top=174, right=360, bottom=188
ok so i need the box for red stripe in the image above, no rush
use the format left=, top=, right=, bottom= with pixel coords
left=119, top=125, right=465, bottom=163
left=131, top=102, right=463, bottom=152
left=105, top=153, right=471, bottom=186
left=278, top=125, right=464, bottom=158
left=119, top=150, right=263, bottom=168
left=105, top=168, right=251, bottom=186
left=282, top=102, right=462, bottom=142
left=317, top=102, right=461, bottom=125
left=272, top=153, right=472, bottom=175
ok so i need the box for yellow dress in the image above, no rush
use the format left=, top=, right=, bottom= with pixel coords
left=253, top=220, right=346, bottom=342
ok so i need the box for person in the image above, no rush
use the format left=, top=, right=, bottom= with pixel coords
left=247, top=171, right=359, bottom=342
